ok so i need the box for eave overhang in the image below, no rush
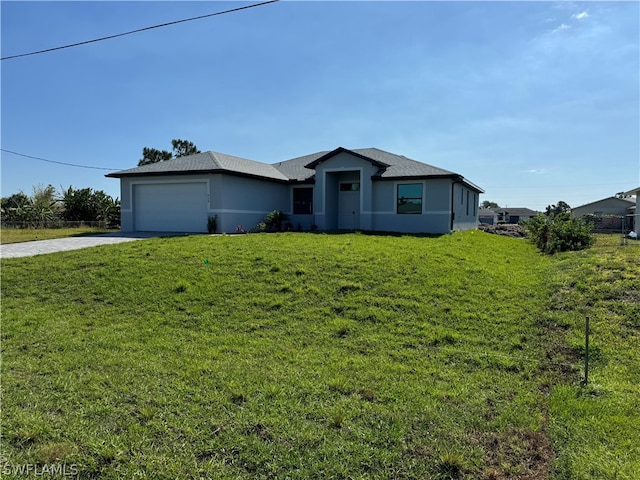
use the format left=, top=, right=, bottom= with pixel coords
left=304, top=147, right=390, bottom=170
left=105, top=169, right=291, bottom=184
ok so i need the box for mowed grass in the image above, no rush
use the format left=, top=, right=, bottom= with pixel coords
left=0, top=227, right=112, bottom=245
left=547, top=234, right=640, bottom=479
left=0, top=231, right=636, bottom=478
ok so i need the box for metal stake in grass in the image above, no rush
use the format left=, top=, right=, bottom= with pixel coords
left=583, top=316, right=590, bottom=385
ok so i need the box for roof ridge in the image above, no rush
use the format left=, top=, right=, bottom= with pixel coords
left=205, top=151, right=221, bottom=168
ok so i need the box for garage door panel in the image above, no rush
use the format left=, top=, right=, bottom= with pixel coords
left=134, top=183, right=207, bottom=232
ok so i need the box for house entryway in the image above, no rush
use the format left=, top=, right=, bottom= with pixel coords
left=338, top=182, right=360, bottom=230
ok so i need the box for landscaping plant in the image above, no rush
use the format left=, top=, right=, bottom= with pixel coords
left=524, top=212, right=594, bottom=254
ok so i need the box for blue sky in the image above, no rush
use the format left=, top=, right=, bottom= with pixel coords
left=2, top=1, right=639, bottom=211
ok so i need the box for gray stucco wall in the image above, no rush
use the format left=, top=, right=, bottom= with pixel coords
left=212, top=175, right=289, bottom=233
left=452, top=183, right=479, bottom=231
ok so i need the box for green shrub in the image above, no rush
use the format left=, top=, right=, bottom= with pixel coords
left=263, top=210, right=289, bottom=232
left=249, top=222, right=267, bottom=233
left=524, top=213, right=594, bottom=254
left=207, top=215, right=217, bottom=234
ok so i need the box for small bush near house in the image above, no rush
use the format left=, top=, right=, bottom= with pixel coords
left=263, top=210, right=289, bottom=232
left=524, top=212, right=594, bottom=254
left=249, top=222, right=267, bottom=233
left=207, top=215, right=217, bottom=234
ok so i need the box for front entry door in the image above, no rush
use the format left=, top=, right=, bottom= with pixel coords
left=338, top=183, right=360, bottom=230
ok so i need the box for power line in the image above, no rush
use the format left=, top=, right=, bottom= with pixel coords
left=1, top=149, right=117, bottom=171
left=1, top=0, right=280, bottom=61
left=483, top=182, right=629, bottom=189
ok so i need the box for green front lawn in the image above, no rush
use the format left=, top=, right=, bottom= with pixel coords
left=0, top=227, right=112, bottom=245
left=1, top=232, right=637, bottom=478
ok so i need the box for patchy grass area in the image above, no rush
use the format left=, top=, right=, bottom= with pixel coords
left=0, top=227, right=112, bottom=245
left=1, top=232, right=637, bottom=478
left=547, top=234, right=640, bottom=479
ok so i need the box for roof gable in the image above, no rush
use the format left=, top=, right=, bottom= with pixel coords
left=304, top=147, right=390, bottom=169
left=288, top=147, right=483, bottom=190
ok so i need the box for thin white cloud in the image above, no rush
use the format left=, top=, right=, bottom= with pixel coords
left=573, top=11, right=589, bottom=20
left=552, top=23, right=571, bottom=33
left=526, top=169, right=549, bottom=175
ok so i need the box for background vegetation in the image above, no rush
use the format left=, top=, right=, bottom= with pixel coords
left=0, top=184, right=119, bottom=229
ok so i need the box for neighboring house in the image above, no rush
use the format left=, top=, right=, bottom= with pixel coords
left=478, top=208, right=498, bottom=225
left=571, top=196, right=636, bottom=232
left=106, top=147, right=484, bottom=234
left=478, top=207, right=538, bottom=225
left=622, top=188, right=640, bottom=235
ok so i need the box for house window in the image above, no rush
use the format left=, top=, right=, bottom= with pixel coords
left=340, top=182, right=360, bottom=192
left=397, top=183, right=423, bottom=214
left=293, top=187, right=313, bottom=215
left=466, top=191, right=470, bottom=216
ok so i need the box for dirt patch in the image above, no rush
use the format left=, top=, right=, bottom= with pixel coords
left=479, top=223, right=528, bottom=238
left=482, top=429, right=554, bottom=480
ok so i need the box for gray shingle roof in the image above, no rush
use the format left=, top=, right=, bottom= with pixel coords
left=271, top=151, right=325, bottom=182
left=107, top=147, right=483, bottom=192
left=272, top=146, right=470, bottom=182
left=106, top=151, right=289, bottom=181
left=572, top=196, right=636, bottom=210
left=479, top=208, right=498, bottom=216
left=353, top=148, right=456, bottom=178
left=492, top=208, right=539, bottom=216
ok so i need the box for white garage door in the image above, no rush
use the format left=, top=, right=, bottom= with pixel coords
left=134, top=182, right=208, bottom=232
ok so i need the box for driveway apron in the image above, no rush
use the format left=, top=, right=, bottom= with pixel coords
left=0, top=232, right=172, bottom=259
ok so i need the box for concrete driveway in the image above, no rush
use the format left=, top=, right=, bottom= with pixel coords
left=0, top=232, right=179, bottom=259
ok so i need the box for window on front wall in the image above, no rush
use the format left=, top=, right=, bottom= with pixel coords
left=293, top=187, right=313, bottom=215
left=397, top=183, right=422, bottom=214
left=340, top=182, right=360, bottom=192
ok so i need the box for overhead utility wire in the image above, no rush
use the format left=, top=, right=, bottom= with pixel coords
left=1, top=149, right=117, bottom=171
left=1, top=0, right=279, bottom=61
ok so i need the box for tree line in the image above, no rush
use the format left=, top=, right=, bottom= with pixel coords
left=138, top=139, right=200, bottom=166
left=1, top=185, right=120, bottom=228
